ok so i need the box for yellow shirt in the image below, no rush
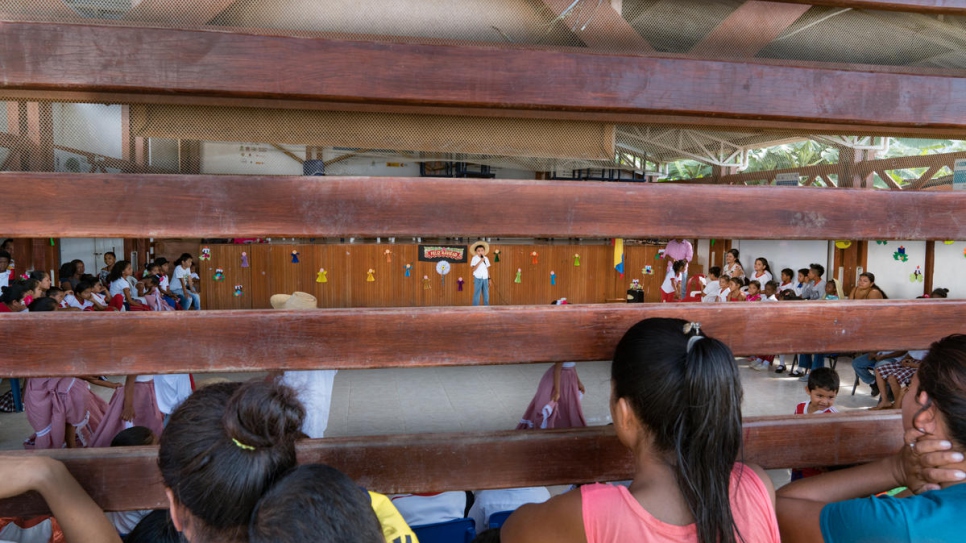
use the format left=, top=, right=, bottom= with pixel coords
left=369, top=491, right=419, bottom=543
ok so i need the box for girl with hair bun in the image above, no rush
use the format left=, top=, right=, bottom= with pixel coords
left=503, top=318, right=780, bottom=543
left=160, top=380, right=305, bottom=542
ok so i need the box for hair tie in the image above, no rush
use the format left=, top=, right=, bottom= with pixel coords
left=687, top=335, right=703, bottom=353
left=682, top=322, right=701, bottom=336
left=232, top=438, right=255, bottom=451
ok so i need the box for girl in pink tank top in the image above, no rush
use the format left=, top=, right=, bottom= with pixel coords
left=502, top=318, right=780, bottom=543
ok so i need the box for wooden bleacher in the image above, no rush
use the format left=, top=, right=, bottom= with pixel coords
left=3, top=2, right=966, bottom=518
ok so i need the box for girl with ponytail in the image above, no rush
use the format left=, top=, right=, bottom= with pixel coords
left=503, top=318, right=780, bottom=543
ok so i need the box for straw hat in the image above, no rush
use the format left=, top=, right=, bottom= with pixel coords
left=469, top=240, right=490, bottom=255
left=270, top=291, right=318, bottom=310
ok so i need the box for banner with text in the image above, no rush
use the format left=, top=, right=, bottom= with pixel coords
left=418, top=245, right=468, bottom=263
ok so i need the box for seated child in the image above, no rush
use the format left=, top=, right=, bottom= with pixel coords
left=46, top=287, right=66, bottom=307
left=727, top=277, right=746, bottom=301
left=62, top=281, right=95, bottom=311
left=715, top=275, right=731, bottom=302
left=871, top=349, right=928, bottom=410
left=778, top=268, right=796, bottom=293
left=745, top=280, right=762, bottom=302
left=791, top=367, right=839, bottom=480
left=142, top=276, right=175, bottom=311
left=700, top=266, right=721, bottom=303
left=249, top=464, right=393, bottom=543
left=824, top=279, right=840, bottom=300
left=763, top=280, right=779, bottom=302
left=795, top=268, right=809, bottom=296
left=107, top=427, right=157, bottom=536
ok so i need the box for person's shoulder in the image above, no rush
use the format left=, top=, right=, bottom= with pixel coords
left=501, top=488, right=584, bottom=543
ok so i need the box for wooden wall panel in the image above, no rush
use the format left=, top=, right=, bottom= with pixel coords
left=3, top=301, right=960, bottom=377
left=199, top=243, right=663, bottom=310
left=6, top=174, right=966, bottom=240
left=0, top=413, right=902, bottom=516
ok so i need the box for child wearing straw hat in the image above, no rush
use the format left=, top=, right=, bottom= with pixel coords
left=470, top=240, right=491, bottom=306
left=270, top=291, right=338, bottom=438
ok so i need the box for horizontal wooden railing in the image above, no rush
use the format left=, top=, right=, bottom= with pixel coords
left=0, top=301, right=959, bottom=377
left=0, top=413, right=902, bottom=516
left=3, top=22, right=966, bottom=132
left=2, top=173, right=966, bottom=239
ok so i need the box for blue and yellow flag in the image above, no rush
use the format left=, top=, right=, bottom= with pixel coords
left=614, top=238, right=624, bottom=277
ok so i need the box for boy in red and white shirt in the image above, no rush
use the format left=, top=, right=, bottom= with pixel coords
left=792, top=367, right=839, bottom=480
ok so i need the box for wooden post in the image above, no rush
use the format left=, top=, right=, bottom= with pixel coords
left=25, top=102, right=54, bottom=172
left=924, top=241, right=935, bottom=296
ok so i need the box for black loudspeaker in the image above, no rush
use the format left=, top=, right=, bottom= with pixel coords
left=303, top=159, right=326, bottom=176
left=626, top=289, right=644, bottom=303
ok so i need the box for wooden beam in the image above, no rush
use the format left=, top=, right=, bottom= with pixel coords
left=2, top=173, right=966, bottom=240
left=767, top=0, right=966, bottom=15
left=123, top=0, right=237, bottom=24
left=857, top=151, right=966, bottom=174
left=908, top=165, right=940, bottom=191
left=0, top=301, right=961, bottom=377
left=924, top=240, right=935, bottom=296
left=540, top=0, right=654, bottom=51
left=24, top=102, right=53, bottom=171
left=875, top=169, right=902, bottom=190
left=690, top=1, right=810, bottom=58
left=0, top=413, right=902, bottom=516
left=3, top=23, right=966, bottom=130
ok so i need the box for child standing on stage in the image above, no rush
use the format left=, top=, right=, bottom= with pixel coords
left=470, top=240, right=491, bottom=306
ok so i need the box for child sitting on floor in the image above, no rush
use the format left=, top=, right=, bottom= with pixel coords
left=824, top=279, right=840, bottom=300
left=727, top=277, right=746, bottom=301
left=763, top=280, right=779, bottom=302
left=778, top=268, right=796, bottom=293
left=745, top=280, right=762, bottom=302
left=795, top=268, right=809, bottom=296
left=791, top=368, right=839, bottom=480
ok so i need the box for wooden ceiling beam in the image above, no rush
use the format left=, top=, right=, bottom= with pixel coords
left=3, top=22, right=966, bottom=131
left=2, top=173, right=966, bottom=239
left=768, top=0, right=966, bottom=14
left=690, top=1, right=810, bottom=58
left=540, top=0, right=654, bottom=51
left=0, top=301, right=961, bottom=377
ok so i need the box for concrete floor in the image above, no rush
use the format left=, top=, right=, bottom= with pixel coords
left=0, top=356, right=876, bottom=450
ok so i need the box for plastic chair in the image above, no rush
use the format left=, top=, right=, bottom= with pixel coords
left=680, top=274, right=706, bottom=302
left=487, top=510, right=514, bottom=530
left=411, top=518, right=477, bottom=543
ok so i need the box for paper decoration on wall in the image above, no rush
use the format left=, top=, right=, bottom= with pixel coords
left=200, top=247, right=211, bottom=261
left=550, top=271, right=556, bottom=286
left=531, top=251, right=538, bottom=265
left=494, top=250, right=501, bottom=263
left=910, top=266, right=924, bottom=283
left=944, top=240, right=955, bottom=245
left=457, top=277, right=464, bottom=291
left=291, top=251, right=300, bottom=264
left=233, top=284, right=244, bottom=297
left=366, top=269, right=375, bottom=282
left=423, top=275, right=431, bottom=289
left=656, top=249, right=666, bottom=260
left=834, top=241, right=852, bottom=249
left=436, top=260, right=451, bottom=286
left=876, top=241, right=888, bottom=245
left=893, top=246, right=909, bottom=262
left=644, top=265, right=654, bottom=275
left=316, top=268, right=327, bottom=283
left=240, top=252, right=249, bottom=268
left=213, top=268, right=225, bottom=281
left=574, top=254, right=580, bottom=267
left=514, top=268, right=522, bottom=284
left=385, top=249, right=392, bottom=263
left=405, top=263, right=412, bottom=277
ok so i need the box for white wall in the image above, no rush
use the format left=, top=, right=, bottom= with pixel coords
left=866, top=241, right=927, bottom=299
left=52, top=103, right=123, bottom=159
left=201, top=142, right=306, bottom=175
left=731, top=240, right=830, bottom=283
left=932, top=241, right=966, bottom=298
